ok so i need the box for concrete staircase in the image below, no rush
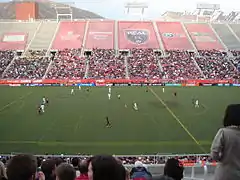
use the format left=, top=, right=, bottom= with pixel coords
left=181, top=22, right=198, bottom=53
left=209, top=23, right=228, bottom=51
left=124, top=56, right=129, bottom=79
left=226, top=24, right=240, bottom=44
left=46, top=22, right=60, bottom=55
left=81, top=20, right=89, bottom=57
left=27, top=22, right=58, bottom=52
left=152, top=21, right=165, bottom=54
left=114, top=20, right=119, bottom=54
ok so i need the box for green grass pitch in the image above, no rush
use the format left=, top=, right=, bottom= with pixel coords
left=0, top=86, right=239, bottom=155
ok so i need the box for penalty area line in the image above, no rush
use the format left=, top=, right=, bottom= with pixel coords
left=0, top=91, right=32, bottom=113
left=149, top=87, right=207, bottom=153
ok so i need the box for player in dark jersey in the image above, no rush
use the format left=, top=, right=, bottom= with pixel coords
left=105, top=116, right=111, bottom=127
left=86, top=87, right=90, bottom=92
left=173, top=92, right=177, bottom=97
left=46, top=98, right=49, bottom=104
left=38, top=106, right=42, bottom=114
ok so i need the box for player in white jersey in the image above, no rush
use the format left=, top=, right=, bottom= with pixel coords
left=162, top=87, right=165, bottom=93
left=40, top=104, right=45, bottom=113
left=117, top=94, right=121, bottom=99
left=42, top=97, right=46, bottom=104
left=71, top=89, right=74, bottom=95
left=133, top=102, right=138, bottom=111
left=78, top=85, right=81, bottom=90
left=195, top=99, right=199, bottom=108
left=109, top=86, right=111, bottom=93
left=108, top=93, right=111, bottom=100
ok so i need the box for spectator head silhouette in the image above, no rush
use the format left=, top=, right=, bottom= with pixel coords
left=41, top=159, right=56, bottom=180
left=223, top=104, right=240, bottom=127
left=88, top=155, right=125, bottom=180
left=164, top=158, right=184, bottom=180
left=7, top=154, right=37, bottom=180
left=56, top=163, right=76, bottom=180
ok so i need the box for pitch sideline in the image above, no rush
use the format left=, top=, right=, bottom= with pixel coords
left=149, top=87, right=207, bottom=153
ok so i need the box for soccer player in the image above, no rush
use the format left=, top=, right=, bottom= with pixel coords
left=105, top=116, right=111, bottom=127
left=195, top=99, right=200, bottom=108
left=162, top=87, right=165, bottom=93
left=37, top=105, right=42, bottom=114
left=108, top=93, right=111, bottom=100
left=117, top=94, right=121, bottom=99
left=42, top=96, right=46, bottom=104
left=40, top=104, right=45, bottom=113
left=46, top=98, right=49, bottom=104
left=108, top=86, right=111, bottom=93
left=173, top=92, right=177, bottom=97
left=86, top=87, right=89, bottom=92
left=71, top=89, right=74, bottom=95
left=133, top=102, right=138, bottom=111
left=78, top=85, right=81, bottom=90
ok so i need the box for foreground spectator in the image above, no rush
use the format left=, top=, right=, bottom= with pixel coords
left=76, top=160, right=88, bottom=180
left=41, top=159, right=56, bottom=180
left=162, top=158, right=183, bottom=180
left=56, top=163, right=76, bottom=180
left=0, top=161, right=7, bottom=180
left=211, top=104, right=240, bottom=180
left=7, top=154, right=37, bottom=180
left=88, top=155, right=125, bottom=180
left=130, top=161, right=152, bottom=180
left=71, top=157, right=80, bottom=177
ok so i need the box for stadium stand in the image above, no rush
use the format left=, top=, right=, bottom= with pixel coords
left=0, top=50, right=15, bottom=77
left=3, top=50, right=50, bottom=79
left=195, top=50, right=238, bottom=79
left=46, top=49, right=86, bottom=79
left=27, top=21, right=58, bottom=51
left=160, top=50, right=203, bottom=80
left=0, top=22, right=40, bottom=50
left=211, top=23, right=240, bottom=50
left=128, top=49, right=162, bottom=79
left=88, top=49, right=126, bottom=79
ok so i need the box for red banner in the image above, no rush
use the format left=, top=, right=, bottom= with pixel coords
left=0, top=79, right=233, bottom=85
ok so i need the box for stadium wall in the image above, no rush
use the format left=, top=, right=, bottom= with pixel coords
left=15, top=2, right=38, bottom=20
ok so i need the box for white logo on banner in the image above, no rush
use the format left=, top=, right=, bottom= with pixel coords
left=3, top=35, right=25, bottom=42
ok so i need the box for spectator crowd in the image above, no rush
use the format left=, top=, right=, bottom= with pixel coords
left=0, top=154, right=193, bottom=180
left=0, top=51, right=15, bottom=77
left=46, top=49, right=86, bottom=79
left=128, top=49, right=162, bottom=79
left=88, top=49, right=126, bottom=79
left=0, top=49, right=239, bottom=80
left=195, top=50, right=238, bottom=79
left=3, top=52, right=50, bottom=79
left=160, top=50, right=203, bottom=80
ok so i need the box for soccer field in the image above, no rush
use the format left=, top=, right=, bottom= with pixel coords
left=0, top=86, right=239, bottom=155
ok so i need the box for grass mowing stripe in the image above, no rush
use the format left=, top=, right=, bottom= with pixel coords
left=0, top=91, right=32, bottom=113
left=149, top=88, right=207, bottom=153
left=0, top=140, right=212, bottom=146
